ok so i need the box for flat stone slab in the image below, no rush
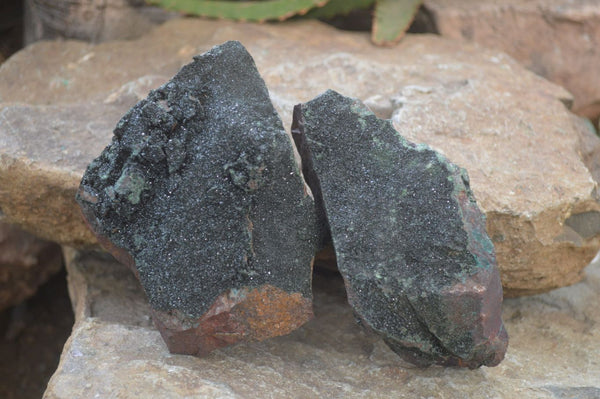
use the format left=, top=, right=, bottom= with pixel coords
left=1, top=18, right=599, bottom=295
left=293, top=90, right=507, bottom=368
left=44, top=248, right=600, bottom=398
left=76, top=41, right=317, bottom=356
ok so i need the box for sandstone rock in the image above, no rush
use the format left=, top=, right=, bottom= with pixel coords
left=44, top=248, right=600, bottom=398
left=384, top=47, right=600, bottom=296
left=0, top=223, right=63, bottom=311
left=0, top=18, right=598, bottom=294
left=76, top=41, right=317, bottom=356
left=423, top=0, right=600, bottom=121
left=293, top=90, right=507, bottom=368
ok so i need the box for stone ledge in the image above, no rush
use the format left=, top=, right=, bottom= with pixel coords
left=44, top=248, right=600, bottom=398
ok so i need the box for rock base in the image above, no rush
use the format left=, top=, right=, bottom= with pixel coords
left=44, top=249, right=600, bottom=398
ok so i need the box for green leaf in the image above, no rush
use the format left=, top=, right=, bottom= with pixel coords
left=372, top=0, right=422, bottom=46
left=304, top=0, right=374, bottom=19
left=148, top=0, right=330, bottom=22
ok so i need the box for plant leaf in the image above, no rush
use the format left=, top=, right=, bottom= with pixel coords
left=304, top=0, right=374, bottom=19
left=372, top=0, right=422, bottom=46
left=148, top=0, right=330, bottom=22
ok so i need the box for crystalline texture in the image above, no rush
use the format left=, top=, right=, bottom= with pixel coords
left=292, top=90, right=508, bottom=368
left=77, top=41, right=318, bottom=356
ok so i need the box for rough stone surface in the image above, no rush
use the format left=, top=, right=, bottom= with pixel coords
left=576, top=116, right=600, bottom=184
left=293, top=90, right=507, bottom=368
left=1, top=18, right=598, bottom=294
left=423, top=0, right=600, bottom=121
left=44, top=248, right=600, bottom=398
left=76, top=41, right=317, bottom=356
left=384, top=50, right=600, bottom=296
left=0, top=222, right=63, bottom=311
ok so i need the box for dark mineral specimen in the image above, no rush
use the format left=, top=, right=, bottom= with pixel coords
left=292, top=90, right=508, bottom=368
left=77, top=41, right=317, bottom=356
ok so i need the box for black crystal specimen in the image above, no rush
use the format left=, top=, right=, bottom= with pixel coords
left=292, top=90, right=508, bottom=368
left=77, top=41, right=317, bottom=356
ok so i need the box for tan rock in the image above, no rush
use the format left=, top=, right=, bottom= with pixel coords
left=576, top=115, right=600, bottom=183
left=423, top=0, right=600, bottom=121
left=0, top=223, right=62, bottom=311
left=385, top=42, right=600, bottom=296
left=0, top=18, right=598, bottom=294
left=44, top=248, right=600, bottom=398
left=0, top=103, right=124, bottom=247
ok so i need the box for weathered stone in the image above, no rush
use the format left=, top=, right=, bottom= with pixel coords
left=1, top=18, right=598, bottom=294
left=45, top=248, right=600, bottom=398
left=76, top=41, right=317, bottom=356
left=384, top=48, right=600, bottom=297
left=0, top=223, right=63, bottom=311
left=292, top=90, right=507, bottom=368
left=423, top=0, right=600, bottom=121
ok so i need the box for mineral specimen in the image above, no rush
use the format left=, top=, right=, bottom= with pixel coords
left=76, top=41, right=317, bottom=356
left=292, top=90, right=508, bottom=368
